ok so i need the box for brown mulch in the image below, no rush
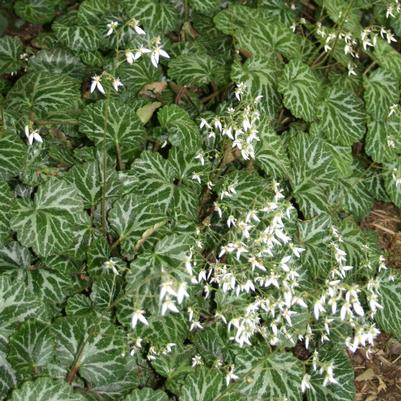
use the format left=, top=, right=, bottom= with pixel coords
left=353, top=203, right=401, bottom=401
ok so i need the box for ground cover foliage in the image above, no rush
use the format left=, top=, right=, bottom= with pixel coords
left=0, top=0, right=401, bottom=400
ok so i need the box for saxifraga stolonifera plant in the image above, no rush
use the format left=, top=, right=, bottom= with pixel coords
left=0, top=1, right=401, bottom=401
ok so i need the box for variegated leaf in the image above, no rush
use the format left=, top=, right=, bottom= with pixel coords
left=307, top=347, right=355, bottom=401
left=278, top=60, right=322, bottom=122
left=315, top=85, right=366, bottom=146
left=11, top=178, right=83, bottom=257
left=8, top=377, right=88, bottom=401
left=0, top=35, right=23, bottom=74
left=14, top=0, right=60, bottom=24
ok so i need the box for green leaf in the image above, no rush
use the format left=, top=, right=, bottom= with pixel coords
left=28, top=49, right=86, bottom=80
left=123, top=388, right=169, bottom=401
left=363, top=68, right=399, bottom=120
left=278, top=60, right=322, bottom=122
left=384, top=162, right=401, bottom=207
left=231, top=55, right=280, bottom=119
left=51, top=315, right=126, bottom=386
left=376, top=270, right=401, bottom=341
left=189, top=0, right=219, bottom=15
left=122, top=0, right=179, bottom=34
left=298, top=214, right=332, bottom=277
left=14, top=0, right=60, bottom=24
left=118, top=58, right=162, bottom=96
left=235, top=18, right=301, bottom=59
left=53, top=18, right=102, bottom=51
left=129, top=150, right=202, bottom=217
left=79, top=100, right=146, bottom=164
left=5, top=72, right=81, bottom=121
left=365, top=119, right=399, bottom=164
left=235, top=351, right=303, bottom=401
left=0, top=181, right=13, bottom=244
left=78, top=0, right=115, bottom=25
left=109, top=195, right=167, bottom=257
left=255, top=123, right=290, bottom=178
left=307, top=347, right=355, bottom=401
left=168, top=54, right=222, bottom=87
left=0, top=275, right=47, bottom=338
left=158, top=105, right=202, bottom=152
left=314, top=85, right=366, bottom=146
left=179, top=367, right=225, bottom=401
left=11, top=178, right=83, bottom=257
left=0, top=35, right=23, bottom=74
left=8, top=377, right=88, bottom=401
left=0, top=351, right=17, bottom=400
left=0, top=134, right=26, bottom=180
left=143, top=314, right=189, bottom=346
left=7, top=320, right=53, bottom=380
left=373, top=39, right=401, bottom=80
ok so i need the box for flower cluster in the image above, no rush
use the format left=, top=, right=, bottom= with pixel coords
left=199, top=83, right=262, bottom=160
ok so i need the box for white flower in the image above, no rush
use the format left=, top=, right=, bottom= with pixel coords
left=161, top=298, right=179, bottom=315
left=225, top=366, right=239, bottom=386
left=388, top=103, right=398, bottom=117
left=160, top=280, right=176, bottom=301
left=125, top=51, right=135, bottom=64
left=129, top=19, right=145, bottom=35
left=106, top=21, right=118, bottom=36
left=195, top=153, right=205, bottom=166
left=192, top=172, right=201, bottom=184
left=150, top=44, right=170, bottom=67
left=190, top=321, right=203, bottom=331
left=24, top=125, right=43, bottom=145
left=176, top=282, right=189, bottom=304
left=131, top=309, right=149, bottom=329
left=112, top=77, right=123, bottom=91
left=301, top=374, right=311, bottom=393
left=192, top=355, right=203, bottom=367
left=104, top=259, right=119, bottom=275
left=90, top=75, right=105, bottom=94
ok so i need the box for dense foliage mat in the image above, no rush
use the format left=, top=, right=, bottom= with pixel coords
left=0, top=0, right=401, bottom=400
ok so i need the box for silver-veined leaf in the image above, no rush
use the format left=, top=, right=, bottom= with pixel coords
left=0, top=35, right=23, bottom=74
left=7, top=320, right=53, bottom=381
left=5, top=72, right=81, bottom=121
left=168, top=54, right=223, bottom=87
left=28, top=49, right=86, bottom=80
left=117, top=58, right=162, bottom=96
left=123, top=388, right=169, bottom=401
left=372, top=39, right=401, bottom=80
left=0, top=134, right=26, bottom=180
left=11, top=178, right=83, bottom=257
left=0, top=275, right=48, bottom=338
left=365, top=119, right=399, bottom=164
left=0, top=352, right=17, bottom=400
left=78, top=0, right=115, bottom=25
left=255, top=123, right=290, bottom=178
left=383, top=161, right=401, bottom=207
left=179, top=367, right=225, bottom=401
left=307, top=347, right=355, bottom=401
left=315, top=85, right=366, bottom=146
left=8, top=377, right=88, bottom=401
left=158, top=105, right=202, bottom=152
left=79, top=100, right=146, bottom=164
left=235, top=350, right=303, bottom=401
left=122, top=0, right=179, bottom=34
left=376, top=269, right=401, bottom=341
left=51, top=315, right=126, bottom=386
left=14, top=0, right=60, bottom=24
left=278, top=60, right=322, bottom=122
left=53, top=17, right=102, bottom=51
left=231, top=55, right=281, bottom=119
left=363, top=68, right=399, bottom=120
left=0, top=181, right=13, bottom=245
left=109, top=195, right=167, bottom=257
left=128, top=150, right=202, bottom=217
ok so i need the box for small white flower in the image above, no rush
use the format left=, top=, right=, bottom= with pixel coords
left=176, top=282, right=189, bottom=304
left=24, top=125, right=43, bottom=145
left=90, top=75, right=105, bottom=94
left=112, top=77, right=123, bottom=92
left=104, top=259, right=119, bottom=275
left=195, top=153, right=205, bottom=166
left=225, top=366, right=239, bottom=386
left=301, top=374, right=311, bottom=393
left=192, top=172, right=201, bottom=184
left=125, top=51, right=135, bottom=64
left=106, top=21, right=119, bottom=36
left=190, top=321, right=203, bottom=331
left=192, top=355, right=203, bottom=367
left=161, top=298, right=179, bottom=315
left=150, top=44, right=170, bottom=67
left=130, top=20, right=145, bottom=35
left=131, top=309, right=149, bottom=329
